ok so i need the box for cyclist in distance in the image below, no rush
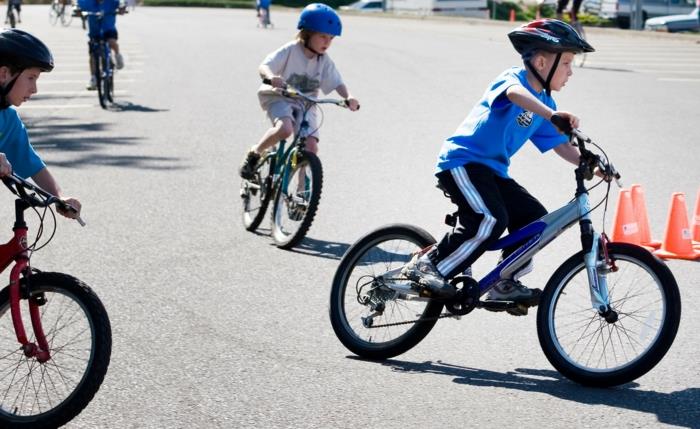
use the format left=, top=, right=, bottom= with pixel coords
left=556, top=0, right=583, bottom=22
left=78, top=0, right=126, bottom=90
left=0, top=29, right=82, bottom=219
left=239, top=3, right=360, bottom=179
left=5, top=0, right=22, bottom=24
left=400, top=19, right=595, bottom=312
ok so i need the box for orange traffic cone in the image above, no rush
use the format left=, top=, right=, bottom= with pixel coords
left=693, top=188, right=700, bottom=249
left=654, top=192, right=700, bottom=261
left=630, top=184, right=661, bottom=249
left=509, top=8, right=515, bottom=22
left=611, top=189, right=643, bottom=246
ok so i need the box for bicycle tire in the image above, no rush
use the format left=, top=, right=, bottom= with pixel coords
left=241, top=153, right=273, bottom=232
left=93, top=49, right=106, bottom=109
left=9, top=10, right=16, bottom=28
left=270, top=150, right=322, bottom=249
left=329, top=224, right=443, bottom=360
left=572, top=22, right=587, bottom=67
left=537, top=243, right=681, bottom=387
left=98, top=52, right=111, bottom=108
left=0, top=272, right=112, bottom=429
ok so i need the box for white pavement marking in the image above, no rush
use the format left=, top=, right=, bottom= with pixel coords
left=658, top=78, right=700, bottom=82
left=52, top=70, right=143, bottom=75
left=18, top=104, right=93, bottom=110
left=40, top=79, right=136, bottom=83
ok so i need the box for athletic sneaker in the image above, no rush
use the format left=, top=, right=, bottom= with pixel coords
left=239, top=150, right=261, bottom=180
left=486, top=279, right=541, bottom=304
left=86, top=76, right=97, bottom=91
left=401, top=253, right=455, bottom=298
left=115, top=53, right=124, bottom=70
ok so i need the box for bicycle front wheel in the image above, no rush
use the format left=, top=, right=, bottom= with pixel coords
left=329, top=224, right=443, bottom=360
left=537, top=243, right=681, bottom=387
left=241, top=153, right=273, bottom=231
left=270, top=150, right=322, bottom=249
left=0, top=272, right=112, bottom=429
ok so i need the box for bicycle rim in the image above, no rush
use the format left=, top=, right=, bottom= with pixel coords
left=541, top=249, right=677, bottom=378
left=49, top=5, right=58, bottom=25
left=329, top=225, right=443, bottom=359
left=0, top=274, right=111, bottom=427
left=271, top=152, right=322, bottom=249
left=61, top=5, right=73, bottom=26
left=241, top=155, right=272, bottom=231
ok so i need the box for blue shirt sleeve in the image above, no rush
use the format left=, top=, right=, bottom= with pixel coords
left=0, top=109, right=46, bottom=179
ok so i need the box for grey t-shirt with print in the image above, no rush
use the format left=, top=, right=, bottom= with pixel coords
left=257, top=40, right=344, bottom=109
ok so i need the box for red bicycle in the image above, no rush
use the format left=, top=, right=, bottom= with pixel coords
left=0, top=174, right=111, bottom=428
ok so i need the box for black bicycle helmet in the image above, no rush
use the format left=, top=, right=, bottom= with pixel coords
left=507, top=19, right=594, bottom=95
left=508, top=19, right=594, bottom=59
left=0, top=29, right=54, bottom=72
left=0, top=29, right=53, bottom=109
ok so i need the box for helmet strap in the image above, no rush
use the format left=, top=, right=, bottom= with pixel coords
left=303, top=40, right=323, bottom=58
left=525, top=52, right=561, bottom=96
left=0, top=73, right=20, bottom=110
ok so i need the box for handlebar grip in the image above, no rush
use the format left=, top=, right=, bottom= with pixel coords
left=551, top=114, right=572, bottom=134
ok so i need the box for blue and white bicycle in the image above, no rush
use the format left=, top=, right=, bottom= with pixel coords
left=329, top=117, right=681, bottom=387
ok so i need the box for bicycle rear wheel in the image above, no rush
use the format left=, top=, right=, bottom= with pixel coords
left=270, top=150, right=322, bottom=249
left=329, top=224, right=443, bottom=360
left=537, top=243, right=681, bottom=387
left=572, top=22, right=587, bottom=67
left=0, top=272, right=112, bottom=429
left=241, top=152, right=273, bottom=231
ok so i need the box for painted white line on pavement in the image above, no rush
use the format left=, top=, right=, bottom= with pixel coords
left=40, top=79, right=136, bottom=84
left=658, top=78, right=700, bottom=82
left=52, top=70, right=143, bottom=75
left=18, top=104, right=93, bottom=110
left=37, top=90, right=129, bottom=96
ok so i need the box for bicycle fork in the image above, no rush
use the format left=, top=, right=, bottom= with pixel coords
left=581, top=221, right=617, bottom=322
left=7, top=226, right=51, bottom=363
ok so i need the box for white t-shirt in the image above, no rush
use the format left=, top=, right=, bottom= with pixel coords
left=257, top=40, right=343, bottom=108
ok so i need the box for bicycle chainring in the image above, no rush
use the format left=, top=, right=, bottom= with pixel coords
left=445, top=275, right=480, bottom=316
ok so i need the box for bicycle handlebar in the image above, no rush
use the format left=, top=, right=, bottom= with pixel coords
left=262, top=78, right=359, bottom=110
left=1, top=174, right=85, bottom=226
left=550, top=114, right=622, bottom=188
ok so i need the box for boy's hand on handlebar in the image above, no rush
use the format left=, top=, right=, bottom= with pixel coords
left=269, top=76, right=286, bottom=89
left=551, top=111, right=580, bottom=134
left=0, top=154, right=11, bottom=177
left=57, top=197, right=82, bottom=219
left=345, top=97, right=360, bottom=111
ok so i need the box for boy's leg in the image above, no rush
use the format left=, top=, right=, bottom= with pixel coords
left=240, top=104, right=295, bottom=179
left=430, top=163, right=508, bottom=280
left=402, top=163, right=507, bottom=298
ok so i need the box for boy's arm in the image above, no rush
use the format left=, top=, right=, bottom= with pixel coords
left=553, top=142, right=581, bottom=166
left=506, top=85, right=580, bottom=131
left=334, top=84, right=359, bottom=111
left=31, top=167, right=82, bottom=218
left=259, top=65, right=285, bottom=88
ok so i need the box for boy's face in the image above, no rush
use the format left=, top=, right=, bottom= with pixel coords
left=308, top=32, right=334, bottom=54
left=1, top=67, right=42, bottom=107
left=538, top=52, right=576, bottom=92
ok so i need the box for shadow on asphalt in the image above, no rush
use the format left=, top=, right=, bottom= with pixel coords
left=370, top=359, right=699, bottom=428
left=109, top=102, right=169, bottom=113
left=24, top=116, right=185, bottom=170
left=288, top=237, right=350, bottom=260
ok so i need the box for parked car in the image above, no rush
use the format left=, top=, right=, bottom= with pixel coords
left=339, top=0, right=384, bottom=11
left=644, top=7, right=699, bottom=31
left=586, top=0, right=696, bottom=28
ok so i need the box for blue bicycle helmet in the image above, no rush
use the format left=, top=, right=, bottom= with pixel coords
left=297, top=3, right=342, bottom=37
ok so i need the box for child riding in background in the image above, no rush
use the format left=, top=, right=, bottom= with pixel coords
left=239, top=3, right=360, bottom=180
left=401, top=19, right=594, bottom=314
left=0, top=29, right=82, bottom=219
left=78, top=0, right=126, bottom=90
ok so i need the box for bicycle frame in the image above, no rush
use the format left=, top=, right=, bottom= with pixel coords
left=0, top=199, right=51, bottom=363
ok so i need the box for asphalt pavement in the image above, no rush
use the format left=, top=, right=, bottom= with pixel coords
left=7, top=5, right=700, bottom=428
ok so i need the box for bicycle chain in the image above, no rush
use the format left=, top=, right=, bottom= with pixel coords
left=367, top=312, right=459, bottom=328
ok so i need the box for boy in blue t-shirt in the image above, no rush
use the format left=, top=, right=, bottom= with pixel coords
left=402, top=19, right=594, bottom=314
left=79, top=0, right=126, bottom=90
left=0, top=29, right=81, bottom=219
